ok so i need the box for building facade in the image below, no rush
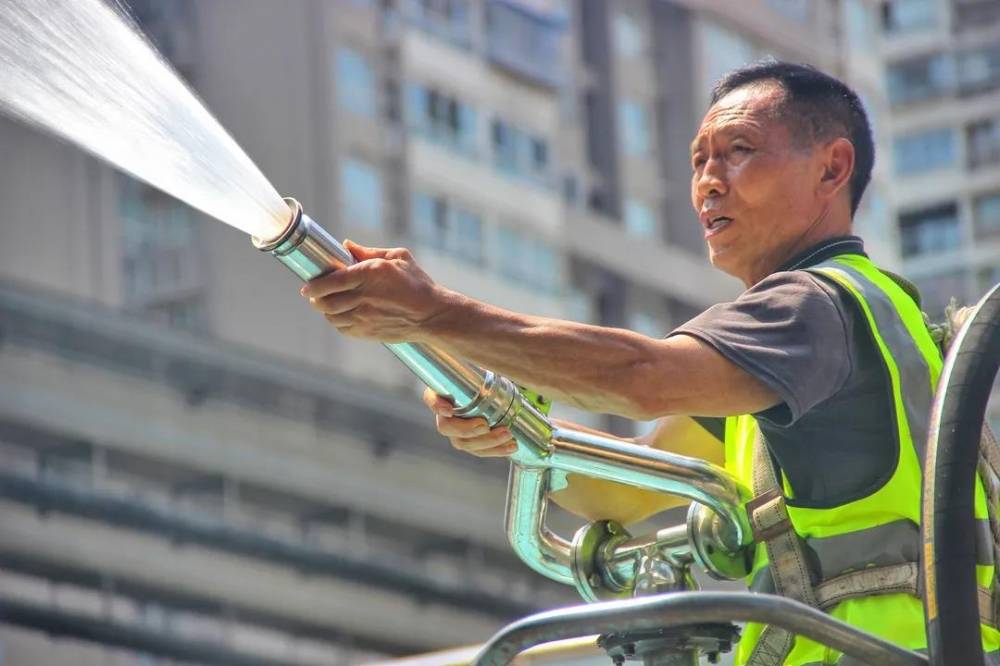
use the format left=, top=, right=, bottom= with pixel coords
left=0, top=1, right=897, bottom=664
left=879, top=0, right=1000, bottom=428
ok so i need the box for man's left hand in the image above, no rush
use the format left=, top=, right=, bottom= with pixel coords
left=300, top=240, right=449, bottom=343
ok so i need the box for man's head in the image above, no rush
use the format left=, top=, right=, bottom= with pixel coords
left=690, top=61, right=874, bottom=286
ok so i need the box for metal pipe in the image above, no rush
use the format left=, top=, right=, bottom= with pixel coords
left=253, top=199, right=553, bottom=459
left=504, top=466, right=574, bottom=584
left=470, top=592, right=929, bottom=666
left=548, top=427, right=751, bottom=550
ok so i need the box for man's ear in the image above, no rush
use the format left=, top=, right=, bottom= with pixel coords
left=817, top=137, right=855, bottom=202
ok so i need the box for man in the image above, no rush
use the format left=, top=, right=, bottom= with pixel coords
left=300, top=62, right=998, bottom=664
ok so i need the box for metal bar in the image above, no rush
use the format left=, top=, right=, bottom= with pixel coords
left=548, top=427, right=750, bottom=548
left=504, top=466, right=573, bottom=584
left=471, top=591, right=929, bottom=666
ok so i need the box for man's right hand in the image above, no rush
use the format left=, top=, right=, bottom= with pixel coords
left=422, top=388, right=518, bottom=457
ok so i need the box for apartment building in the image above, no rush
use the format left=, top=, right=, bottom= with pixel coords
left=0, top=1, right=886, bottom=664
left=879, top=0, right=1000, bottom=428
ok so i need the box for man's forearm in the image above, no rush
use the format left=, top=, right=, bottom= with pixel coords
left=422, top=288, right=661, bottom=418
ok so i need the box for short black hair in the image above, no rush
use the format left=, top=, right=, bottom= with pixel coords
left=710, top=60, right=874, bottom=217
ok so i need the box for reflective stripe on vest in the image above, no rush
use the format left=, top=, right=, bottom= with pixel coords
left=750, top=517, right=995, bottom=595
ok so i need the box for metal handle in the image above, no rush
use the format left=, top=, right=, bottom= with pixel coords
left=254, top=199, right=753, bottom=590
left=470, top=591, right=929, bottom=666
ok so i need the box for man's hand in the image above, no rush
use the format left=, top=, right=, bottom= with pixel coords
left=301, top=241, right=451, bottom=343
left=422, top=388, right=517, bottom=458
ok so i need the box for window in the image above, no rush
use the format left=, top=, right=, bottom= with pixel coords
left=404, top=83, right=478, bottom=155
left=880, top=0, right=937, bottom=34
left=411, top=191, right=447, bottom=250
left=766, top=0, right=811, bottom=24
left=492, top=120, right=518, bottom=172
left=485, top=0, right=563, bottom=88
left=957, top=45, right=1000, bottom=96
left=410, top=191, right=483, bottom=263
left=119, top=177, right=205, bottom=329
left=893, top=127, right=957, bottom=174
left=562, top=174, right=579, bottom=206
left=568, top=289, right=594, bottom=324
left=335, top=47, right=376, bottom=116
left=129, top=0, right=196, bottom=73
left=341, top=158, right=382, bottom=230
left=495, top=226, right=561, bottom=293
left=625, top=200, right=658, bottom=238
left=887, top=53, right=953, bottom=105
left=978, top=265, right=1000, bottom=294
left=700, top=21, right=757, bottom=97
left=613, top=12, right=644, bottom=58
left=491, top=119, right=550, bottom=184
left=953, top=0, right=1000, bottom=33
left=627, top=311, right=665, bottom=338
left=530, top=138, right=548, bottom=173
left=453, top=209, right=484, bottom=262
left=845, top=0, right=876, bottom=50
left=899, top=203, right=961, bottom=257
left=968, top=118, right=1000, bottom=169
left=406, top=0, right=472, bottom=48
left=973, top=192, right=1000, bottom=240
left=915, top=271, right=967, bottom=319
left=620, top=100, right=651, bottom=157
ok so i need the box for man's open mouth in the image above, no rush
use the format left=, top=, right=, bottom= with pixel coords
left=706, top=216, right=733, bottom=234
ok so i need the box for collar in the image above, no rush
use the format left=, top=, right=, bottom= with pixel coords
left=777, top=235, right=866, bottom=273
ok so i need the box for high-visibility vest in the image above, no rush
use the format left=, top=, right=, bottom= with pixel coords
left=725, top=253, right=1000, bottom=666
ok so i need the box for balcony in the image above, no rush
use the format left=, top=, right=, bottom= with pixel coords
left=953, top=0, right=1000, bottom=35
left=485, top=0, right=564, bottom=89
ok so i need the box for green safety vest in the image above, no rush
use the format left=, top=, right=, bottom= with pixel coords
left=725, top=253, right=1000, bottom=666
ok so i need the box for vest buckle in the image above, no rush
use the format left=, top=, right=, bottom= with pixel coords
left=745, top=488, right=793, bottom=543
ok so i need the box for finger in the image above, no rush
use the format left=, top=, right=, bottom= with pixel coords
left=310, top=290, right=365, bottom=316
left=344, top=239, right=393, bottom=261
left=323, top=312, right=358, bottom=329
left=301, top=268, right=366, bottom=299
left=452, top=428, right=514, bottom=452
left=422, top=388, right=454, bottom=416
left=455, top=439, right=518, bottom=458
left=435, top=414, right=491, bottom=438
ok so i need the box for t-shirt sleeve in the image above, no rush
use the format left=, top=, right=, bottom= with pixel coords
left=668, top=271, right=853, bottom=426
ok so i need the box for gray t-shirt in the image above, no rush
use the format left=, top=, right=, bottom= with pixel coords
left=670, top=258, right=896, bottom=508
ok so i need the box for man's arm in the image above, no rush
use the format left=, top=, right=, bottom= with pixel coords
left=423, top=290, right=779, bottom=420
left=302, top=242, right=780, bottom=422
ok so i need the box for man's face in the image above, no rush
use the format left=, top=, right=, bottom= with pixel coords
left=690, top=83, right=825, bottom=285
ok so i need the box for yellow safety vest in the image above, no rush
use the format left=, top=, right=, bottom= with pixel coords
left=725, top=254, right=1000, bottom=665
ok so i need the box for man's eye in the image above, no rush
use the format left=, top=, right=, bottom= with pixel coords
left=692, top=157, right=706, bottom=169
left=732, top=145, right=752, bottom=153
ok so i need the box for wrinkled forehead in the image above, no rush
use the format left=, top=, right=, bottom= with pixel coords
left=694, top=81, right=787, bottom=140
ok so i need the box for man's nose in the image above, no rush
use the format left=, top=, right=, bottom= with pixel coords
left=695, top=157, right=727, bottom=199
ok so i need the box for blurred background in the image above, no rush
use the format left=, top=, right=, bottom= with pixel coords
left=0, top=0, right=998, bottom=664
